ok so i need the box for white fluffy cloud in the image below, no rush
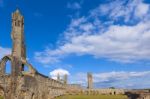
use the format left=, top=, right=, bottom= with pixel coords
left=0, top=46, right=11, bottom=59
left=67, top=2, right=81, bottom=10
left=94, top=71, right=150, bottom=88
left=93, top=71, right=150, bottom=83
left=34, top=0, right=150, bottom=64
left=91, top=0, right=149, bottom=22
left=49, top=68, right=70, bottom=80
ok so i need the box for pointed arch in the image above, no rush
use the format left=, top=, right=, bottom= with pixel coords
left=31, top=93, right=35, bottom=99
left=0, top=55, right=12, bottom=75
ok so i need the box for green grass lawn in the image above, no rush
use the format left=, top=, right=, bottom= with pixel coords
left=55, top=95, right=128, bottom=99
left=0, top=96, right=3, bottom=99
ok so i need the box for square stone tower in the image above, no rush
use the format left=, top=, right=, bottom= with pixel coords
left=11, top=9, right=26, bottom=72
left=64, top=74, right=68, bottom=84
left=87, top=72, right=93, bottom=89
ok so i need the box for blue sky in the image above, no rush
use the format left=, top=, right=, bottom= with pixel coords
left=0, top=0, right=150, bottom=89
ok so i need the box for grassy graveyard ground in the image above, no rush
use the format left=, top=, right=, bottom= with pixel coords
left=55, top=95, right=128, bottom=99
left=0, top=96, right=3, bottom=99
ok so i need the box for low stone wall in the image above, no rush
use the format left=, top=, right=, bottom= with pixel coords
left=82, top=89, right=125, bottom=95
left=66, top=88, right=125, bottom=95
left=0, top=72, right=67, bottom=99
left=20, top=72, right=67, bottom=99
left=125, top=90, right=150, bottom=99
left=139, top=94, right=150, bottom=99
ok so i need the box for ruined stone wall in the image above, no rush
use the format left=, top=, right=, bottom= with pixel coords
left=139, top=94, right=150, bottom=99
left=65, top=85, right=125, bottom=96
left=0, top=72, right=67, bottom=99
left=0, top=75, right=11, bottom=98
left=125, top=90, right=150, bottom=99
left=82, top=89, right=125, bottom=95
left=15, top=73, right=66, bottom=99
left=66, top=84, right=83, bottom=95
left=34, top=73, right=66, bottom=98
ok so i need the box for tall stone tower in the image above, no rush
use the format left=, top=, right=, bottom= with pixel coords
left=9, top=9, right=26, bottom=99
left=87, top=72, right=93, bottom=89
left=57, top=73, right=60, bottom=81
left=11, top=9, right=26, bottom=72
left=0, top=9, right=67, bottom=99
left=64, top=74, right=68, bottom=84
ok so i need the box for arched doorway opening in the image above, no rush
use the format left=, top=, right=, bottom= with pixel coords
left=31, top=93, right=35, bottom=99
left=0, top=55, right=12, bottom=75
left=5, top=61, right=11, bottom=75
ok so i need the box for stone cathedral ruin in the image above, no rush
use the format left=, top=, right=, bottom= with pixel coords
left=0, top=9, right=128, bottom=99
